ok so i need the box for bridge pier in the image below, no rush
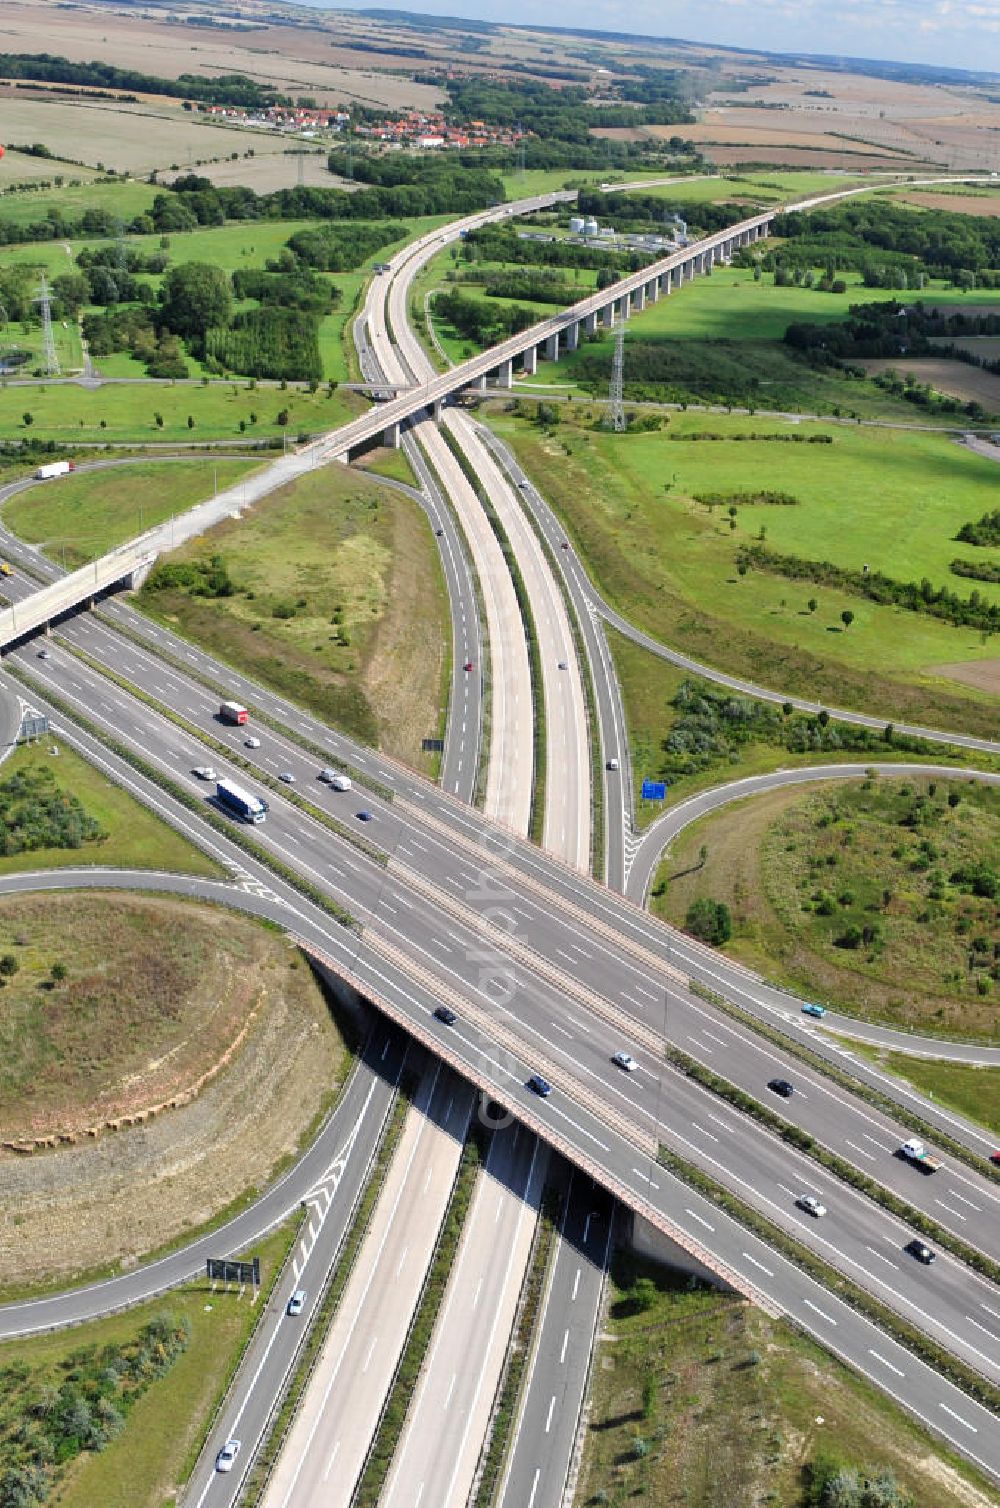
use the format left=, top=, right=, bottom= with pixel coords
left=632, top=284, right=645, bottom=312
left=646, top=278, right=658, bottom=304
left=564, top=321, right=579, bottom=351
left=383, top=422, right=401, bottom=449
left=522, top=345, right=538, bottom=375
left=429, top=400, right=443, bottom=422
left=496, top=357, right=514, bottom=388
left=602, top=302, right=615, bottom=328
left=544, top=332, right=560, bottom=362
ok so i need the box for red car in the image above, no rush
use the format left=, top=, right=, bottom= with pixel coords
left=464, top=660, right=475, bottom=672
left=991, top=1151, right=1000, bottom=1167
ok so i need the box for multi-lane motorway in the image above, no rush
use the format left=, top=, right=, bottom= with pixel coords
left=0, top=177, right=998, bottom=1501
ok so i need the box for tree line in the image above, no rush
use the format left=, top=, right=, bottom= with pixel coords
left=0, top=51, right=290, bottom=108
left=770, top=199, right=1000, bottom=279
left=737, top=543, right=1000, bottom=636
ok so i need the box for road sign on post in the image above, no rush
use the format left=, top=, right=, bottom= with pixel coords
left=641, top=779, right=667, bottom=801
left=18, top=714, right=48, bottom=743
left=207, top=1256, right=260, bottom=1289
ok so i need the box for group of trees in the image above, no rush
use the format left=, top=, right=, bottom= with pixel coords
left=0, top=1312, right=190, bottom=1508
left=434, top=287, right=537, bottom=346
left=0, top=52, right=290, bottom=109
left=956, top=507, right=1000, bottom=548
left=769, top=199, right=1000, bottom=281
left=462, top=224, right=655, bottom=275
left=0, top=767, right=106, bottom=856
left=657, top=679, right=931, bottom=786
left=441, top=76, right=692, bottom=146
left=737, top=543, right=1000, bottom=636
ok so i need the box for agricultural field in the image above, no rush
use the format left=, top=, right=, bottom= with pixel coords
left=139, top=463, right=451, bottom=769
left=488, top=407, right=1000, bottom=738
left=0, top=740, right=219, bottom=877
left=0, top=176, right=159, bottom=228
left=0, top=381, right=358, bottom=443
left=2, top=456, right=264, bottom=566
left=0, top=889, right=348, bottom=1289
left=0, top=1216, right=296, bottom=1508
left=650, top=774, right=1000, bottom=1040
left=576, top=1251, right=996, bottom=1508
left=861, top=358, right=1000, bottom=412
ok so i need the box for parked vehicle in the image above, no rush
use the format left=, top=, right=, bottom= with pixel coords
left=801, top=1002, right=827, bottom=1019
left=220, top=700, right=248, bottom=726
left=216, top=778, right=268, bottom=824
left=898, top=1139, right=942, bottom=1174
left=34, top=460, right=75, bottom=481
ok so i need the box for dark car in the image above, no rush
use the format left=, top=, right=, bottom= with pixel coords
left=435, top=528, right=444, bottom=537
left=768, top=1078, right=794, bottom=1098
left=905, top=1239, right=936, bottom=1265
left=356, top=810, right=374, bottom=823
left=527, top=1074, right=552, bottom=1098
left=434, top=1005, right=457, bottom=1026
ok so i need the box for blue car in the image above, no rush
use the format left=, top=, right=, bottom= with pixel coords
left=527, top=1074, right=552, bottom=1098
left=801, top=1002, right=827, bottom=1019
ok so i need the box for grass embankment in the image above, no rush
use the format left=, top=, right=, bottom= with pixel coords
left=8, top=1218, right=297, bottom=1508
left=0, top=740, right=219, bottom=877
left=653, top=774, right=1000, bottom=1041
left=488, top=408, right=1000, bottom=739
left=838, top=1041, right=1000, bottom=1138
left=0, top=892, right=297, bottom=1138
left=1, top=457, right=263, bottom=567
left=575, top=1250, right=997, bottom=1508
left=139, top=464, right=450, bottom=771
left=0, top=889, right=350, bottom=1292
left=0, top=381, right=360, bottom=444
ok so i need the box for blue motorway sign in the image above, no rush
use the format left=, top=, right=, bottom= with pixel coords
left=641, top=779, right=667, bottom=801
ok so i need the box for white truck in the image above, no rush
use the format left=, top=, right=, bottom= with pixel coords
left=34, top=460, right=75, bottom=481
left=320, top=768, right=352, bottom=791
left=898, top=1139, right=942, bottom=1175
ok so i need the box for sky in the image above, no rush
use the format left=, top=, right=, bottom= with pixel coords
left=329, top=0, right=1000, bottom=73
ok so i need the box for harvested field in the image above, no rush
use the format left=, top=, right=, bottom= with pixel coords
left=704, top=146, right=926, bottom=172
left=0, top=0, right=444, bottom=111
left=160, top=153, right=357, bottom=194
left=0, top=93, right=281, bottom=176
left=903, top=191, right=1000, bottom=216
left=929, top=336, right=1000, bottom=361
left=653, top=121, right=899, bottom=154
left=932, top=659, right=1000, bottom=696
left=860, top=357, right=1000, bottom=409
left=0, top=148, right=100, bottom=186
left=0, top=893, right=348, bottom=1289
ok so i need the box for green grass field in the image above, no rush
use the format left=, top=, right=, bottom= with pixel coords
left=838, top=1041, right=999, bottom=1136
left=577, top=1250, right=994, bottom=1508
left=139, top=462, right=450, bottom=768
left=0, top=178, right=159, bottom=228
left=488, top=407, right=1000, bottom=738
left=2, top=456, right=263, bottom=565
left=0, top=380, right=359, bottom=443
left=652, top=774, right=1000, bottom=1040
left=0, top=740, right=220, bottom=877
left=5, top=1216, right=297, bottom=1508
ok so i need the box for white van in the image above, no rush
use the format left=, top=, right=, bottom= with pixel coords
left=320, top=768, right=353, bottom=791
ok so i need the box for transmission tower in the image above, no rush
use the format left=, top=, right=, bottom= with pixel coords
left=608, top=319, right=626, bottom=433
left=35, top=274, right=59, bottom=378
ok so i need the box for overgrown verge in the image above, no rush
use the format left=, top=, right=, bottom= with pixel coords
left=68, top=643, right=388, bottom=869
left=353, top=1125, right=486, bottom=1505
left=6, top=666, right=357, bottom=930
left=440, top=424, right=546, bottom=841
left=94, top=607, right=395, bottom=804
left=242, top=1079, right=411, bottom=1505
left=686, top=979, right=1000, bottom=1185
left=657, top=1146, right=1000, bottom=1416
left=471, top=1183, right=564, bottom=1508
left=662, top=1041, right=1000, bottom=1284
